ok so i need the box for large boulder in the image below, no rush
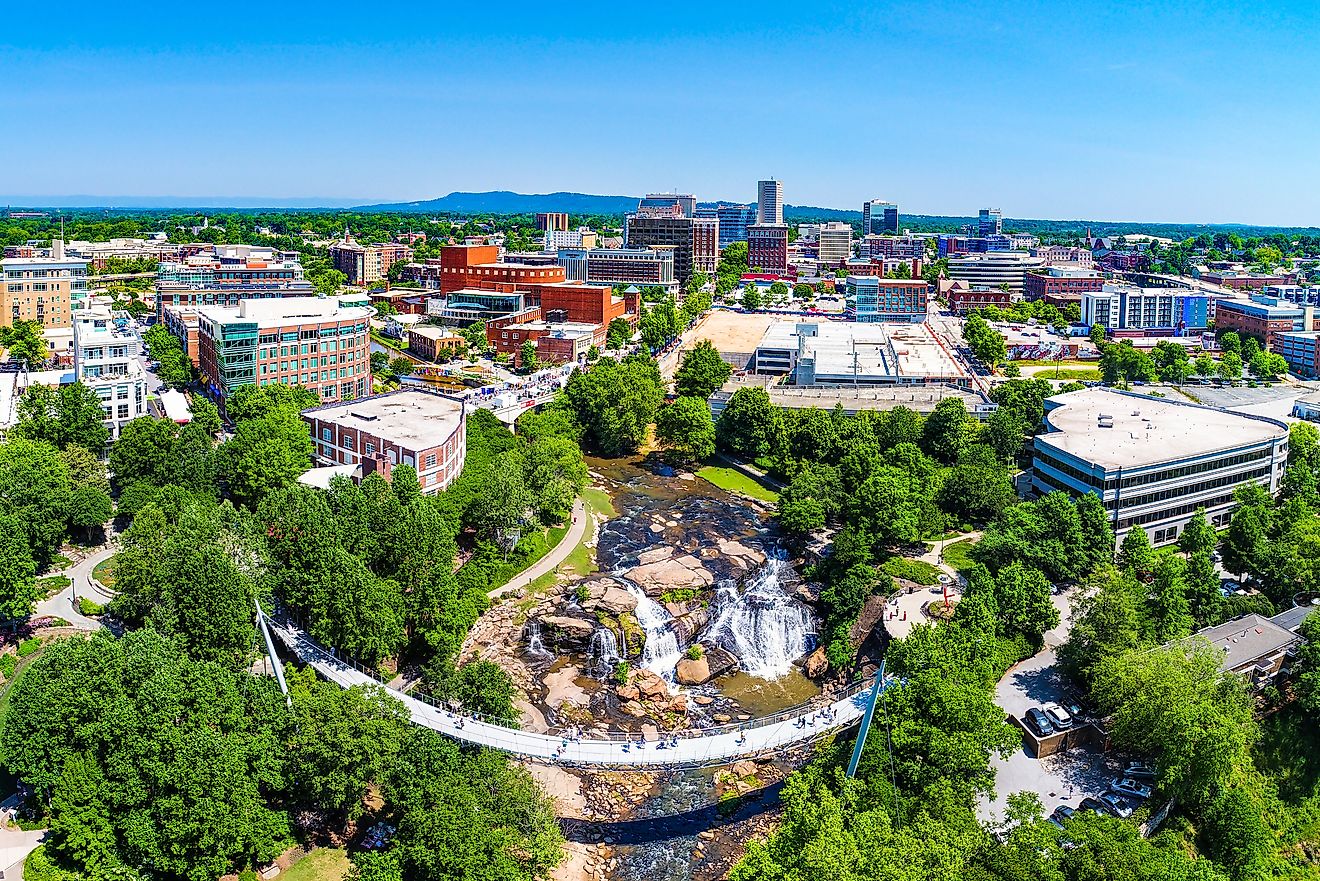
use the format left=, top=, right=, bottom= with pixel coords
left=624, top=554, right=715, bottom=597
left=670, top=606, right=711, bottom=643
left=575, top=577, right=639, bottom=615
left=634, top=669, right=670, bottom=701
left=540, top=615, right=596, bottom=651
left=703, top=644, right=739, bottom=679
left=803, top=646, right=830, bottom=679
left=675, top=656, right=712, bottom=685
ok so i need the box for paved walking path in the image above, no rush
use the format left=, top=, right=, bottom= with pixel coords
left=34, top=541, right=118, bottom=631
left=266, top=614, right=874, bottom=769
left=489, top=498, right=588, bottom=599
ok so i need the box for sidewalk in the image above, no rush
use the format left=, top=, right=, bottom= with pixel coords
left=488, top=497, right=588, bottom=600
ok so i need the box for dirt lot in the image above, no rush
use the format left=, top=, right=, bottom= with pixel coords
left=686, top=310, right=782, bottom=354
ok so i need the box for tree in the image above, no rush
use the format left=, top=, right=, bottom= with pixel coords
left=1059, top=568, right=1145, bottom=688
left=674, top=339, right=732, bottom=398
left=655, top=396, right=716, bottom=462
left=963, top=314, right=1007, bottom=367
left=741, top=284, right=763, bottom=310
left=286, top=669, right=409, bottom=822
left=518, top=340, right=539, bottom=371
left=1249, top=350, right=1288, bottom=380
left=559, top=355, right=663, bottom=456
left=313, top=267, right=347, bottom=297
left=639, top=298, right=681, bottom=350
left=937, top=445, right=1015, bottom=522
left=716, top=386, right=779, bottom=460
left=1218, top=351, right=1243, bottom=381
left=0, top=511, right=39, bottom=620
left=0, top=319, right=50, bottom=369
left=1194, top=353, right=1216, bottom=376
left=422, top=657, right=518, bottom=722
left=1089, top=323, right=1107, bottom=346
left=389, top=355, right=415, bottom=377
left=0, top=436, right=73, bottom=568
left=1178, top=507, right=1217, bottom=557
left=605, top=317, right=632, bottom=349
left=14, top=382, right=110, bottom=452
left=1149, top=553, right=1194, bottom=642
left=223, top=406, right=313, bottom=508
left=1221, top=498, right=1268, bottom=579
left=144, top=324, right=192, bottom=386
left=225, top=383, right=319, bottom=423
left=1090, top=640, right=1255, bottom=806
left=922, top=397, right=972, bottom=462
left=1117, top=526, right=1155, bottom=580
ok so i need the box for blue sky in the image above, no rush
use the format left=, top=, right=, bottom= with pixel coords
left=4, top=0, right=1318, bottom=225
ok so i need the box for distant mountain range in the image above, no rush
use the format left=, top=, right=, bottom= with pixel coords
left=356, top=190, right=864, bottom=219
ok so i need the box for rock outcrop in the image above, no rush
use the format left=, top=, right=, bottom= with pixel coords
left=803, top=646, right=829, bottom=679
left=675, top=656, right=712, bottom=686
left=623, top=554, right=716, bottom=597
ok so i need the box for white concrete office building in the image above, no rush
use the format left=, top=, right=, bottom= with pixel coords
left=947, top=252, right=1043, bottom=294
left=73, top=309, right=148, bottom=439
left=816, top=222, right=854, bottom=265
left=1032, top=388, right=1289, bottom=547
left=757, top=179, right=783, bottom=225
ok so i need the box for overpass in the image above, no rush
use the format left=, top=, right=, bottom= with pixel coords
left=263, top=613, right=879, bottom=769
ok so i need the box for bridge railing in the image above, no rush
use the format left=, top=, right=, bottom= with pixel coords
left=267, top=611, right=876, bottom=742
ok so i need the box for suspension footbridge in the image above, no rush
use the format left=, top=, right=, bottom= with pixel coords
left=263, top=613, right=884, bottom=770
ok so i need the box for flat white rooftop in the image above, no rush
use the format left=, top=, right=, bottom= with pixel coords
left=196, top=296, right=372, bottom=327
left=758, top=320, right=965, bottom=380
left=1038, top=387, right=1286, bottom=471
left=304, top=389, right=464, bottom=450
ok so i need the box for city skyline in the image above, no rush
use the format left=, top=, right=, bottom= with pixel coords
left=4, top=0, right=1320, bottom=225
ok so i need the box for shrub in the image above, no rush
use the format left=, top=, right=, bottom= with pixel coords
left=685, top=644, right=704, bottom=661
left=0, top=653, right=15, bottom=681
left=17, top=637, right=41, bottom=658
left=613, top=661, right=630, bottom=685
left=77, top=597, right=104, bottom=616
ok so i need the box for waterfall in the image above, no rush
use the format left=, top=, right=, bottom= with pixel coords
left=707, top=554, right=816, bottom=680
left=523, top=619, right=551, bottom=659
left=625, top=584, right=683, bottom=683
left=588, top=627, right=622, bottom=675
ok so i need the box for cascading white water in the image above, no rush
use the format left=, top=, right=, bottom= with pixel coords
left=523, top=619, right=551, bottom=658
left=707, top=554, right=816, bottom=680
left=588, top=628, right=622, bottom=674
left=625, top=584, right=683, bottom=682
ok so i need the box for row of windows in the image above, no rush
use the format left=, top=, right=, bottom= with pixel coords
left=1111, top=465, right=1271, bottom=512
left=1116, top=491, right=1243, bottom=530
left=259, top=340, right=360, bottom=358
left=1034, top=445, right=1275, bottom=491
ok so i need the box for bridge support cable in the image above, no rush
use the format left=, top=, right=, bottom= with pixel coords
left=255, top=600, right=293, bottom=708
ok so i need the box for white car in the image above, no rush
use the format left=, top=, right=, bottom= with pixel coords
left=1110, top=777, right=1152, bottom=800
left=1043, top=702, right=1074, bottom=730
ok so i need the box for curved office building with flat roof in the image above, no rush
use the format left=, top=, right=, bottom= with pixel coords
left=1031, top=387, right=1289, bottom=546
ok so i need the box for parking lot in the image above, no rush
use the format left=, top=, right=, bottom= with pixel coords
left=978, top=589, right=1150, bottom=826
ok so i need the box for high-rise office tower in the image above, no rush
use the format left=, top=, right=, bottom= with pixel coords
left=757, top=179, right=783, bottom=225
left=978, top=208, right=1003, bottom=237
left=862, top=199, right=900, bottom=235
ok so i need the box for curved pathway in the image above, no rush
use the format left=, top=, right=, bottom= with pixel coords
left=266, top=614, right=875, bottom=769
left=489, top=497, right=588, bottom=599
left=34, top=541, right=118, bottom=631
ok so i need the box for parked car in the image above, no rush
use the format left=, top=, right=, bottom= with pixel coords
left=1122, top=761, right=1157, bottom=780
left=1111, top=777, right=1153, bottom=800
left=1078, top=797, right=1109, bottom=814
left=1050, top=805, right=1076, bottom=825
left=1099, top=791, right=1135, bottom=818
left=1024, top=707, right=1055, bottom=737
left=1043, top=702, right=1074, bottom=730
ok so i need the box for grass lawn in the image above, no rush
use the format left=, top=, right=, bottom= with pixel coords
left=697, top=466, right=780, bottom=503
left=878, top=557, right=943, bottom=586
left=939, top=538, right=979, bottom=574
left=36, top=575, right=71, bottom=597
left=92, top=554, right=118, bottom=589
left=282, top=848, right=351, bottom=881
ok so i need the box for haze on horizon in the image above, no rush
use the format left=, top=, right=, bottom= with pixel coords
left=4, top=0, right=1318, bottom=227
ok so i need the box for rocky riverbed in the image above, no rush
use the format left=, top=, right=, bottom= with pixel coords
left=462, top=456, right=837, bottom=881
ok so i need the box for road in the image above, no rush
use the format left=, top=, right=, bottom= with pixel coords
left=489, top=498, right=587, bottom=599
left=0, top=827, right=48, bottom=881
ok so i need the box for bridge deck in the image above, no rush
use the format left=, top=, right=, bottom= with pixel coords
left=268, top=617, right=872, bottom=769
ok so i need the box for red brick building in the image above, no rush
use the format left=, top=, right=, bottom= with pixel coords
left=303, top=389, right=467, bottom=495
left=946, top=286, right=1012, bottom=314
left=1024, top=268, right=1105, bottom=304
left=1215, top=299, right=1314, bottom=348
left=485, top=309, right=602, bottom=366
left=1201, top=271, right=1298, bottom=290
left=747, top=225, right=789, bottom=274
left=436, top=245, right=566, bottom=294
